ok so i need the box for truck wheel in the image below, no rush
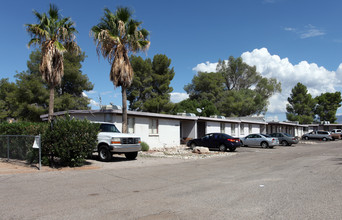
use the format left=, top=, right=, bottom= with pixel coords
left=322, top=137, right=327, bottom=141
left=125, top=152, right=138, bottom=160
left=99, top=146, right=112, bottom=162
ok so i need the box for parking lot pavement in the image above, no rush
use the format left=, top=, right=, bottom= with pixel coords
left=1, top=141, right=342, bottom=219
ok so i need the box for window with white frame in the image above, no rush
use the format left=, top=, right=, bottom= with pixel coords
left=220, top=123, right=225, bottom=133
left=149, top=118, right=158, bottom=134
left=240, top=124, right=245, bottom=135
left=128, top=117, right=135, bottom=134
left=249, top=124, right=252, bottom=134
left=231, top=124, right=236, bottom=136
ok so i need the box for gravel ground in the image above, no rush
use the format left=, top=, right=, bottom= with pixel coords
left=0, top=145, right=237, bottom=174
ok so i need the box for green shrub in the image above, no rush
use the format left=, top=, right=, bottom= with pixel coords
left=0, top=118, right=99, bottom=167
left=141, top=141, right=150, bottom=151
left=0, top=122, right=47, bottom=161
left=42, top=115, right=100, bottom=167
left=0, top=121, right=47, bottom=135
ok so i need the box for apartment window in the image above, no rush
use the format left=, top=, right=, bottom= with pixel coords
left=220, top=123, right=225, bottom=133
left=128, top=117, right=135, bottom=134
left=231, top=124, right=236, bottom=136
left=240, top=124, right=245, bottom=135
left=249, top=124, right=253, bottom=134
left=149, top=118, right=158, bottom=134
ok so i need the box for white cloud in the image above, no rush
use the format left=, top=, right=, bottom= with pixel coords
left=242, top=48, right=340, bottom=112
left=266, top=115, right=279, bottom=122
left=284, top=27, right=296, bottom=32
left=192, top=61, right=217, bottom=73
left=284, top=24, right=325, bottom=39
left=100, top=91, right=113, bottom=95
left=301, top=24, right=325, bottom=39
left=192, top=47, right=342, bottom=114
left=170, top=92, right=189, bottom=103
left=90, top=99, right=100, bottom=107
left=86, top=90, right=97, bottom=94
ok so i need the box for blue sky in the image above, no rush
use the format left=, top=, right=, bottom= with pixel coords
left=1, top=0, right=342, bottom=121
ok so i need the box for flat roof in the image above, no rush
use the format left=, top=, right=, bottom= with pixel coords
left=40, top=109, right=198, bottom=121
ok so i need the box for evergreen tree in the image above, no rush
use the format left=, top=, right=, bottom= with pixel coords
left=127, top=54, right=175, bottom=113
left=0, top=79, right=17, bottom=121
left=286, top=82, right=316, bottom=124
left=144, top=54, right=175, bottom=113
left=128, top=55, right=153, bottom=111
left=315, top=92, right=342, bottom=123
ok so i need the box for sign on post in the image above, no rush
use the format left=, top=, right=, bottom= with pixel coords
left=32, top=136, right=39, bottom=149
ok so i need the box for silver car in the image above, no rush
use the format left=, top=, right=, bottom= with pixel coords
left=240, top=134, right=279, bottom=148
left=269, top=132, right=299, bottom=146
left=302, top=130, right=332, bottom=141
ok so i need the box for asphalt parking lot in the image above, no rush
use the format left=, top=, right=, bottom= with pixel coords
left=1, top=140, right=342, bottom=219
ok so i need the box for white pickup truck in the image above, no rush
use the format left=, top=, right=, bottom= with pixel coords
left=94, top=122, right=141, bottom=161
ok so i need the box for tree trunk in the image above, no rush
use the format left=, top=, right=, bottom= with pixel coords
left=122, top=86, right=128, bottom=133
left=48, top=85, right=55, bottom=122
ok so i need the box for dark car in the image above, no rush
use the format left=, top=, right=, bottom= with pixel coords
left=186, top=133, right=241, bottom=152
left=269, top=132, right=299, bottom=146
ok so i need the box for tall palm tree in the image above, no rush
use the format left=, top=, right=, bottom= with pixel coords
left=26, top=4, right=79, bottom=122
left=91, top=7, right=150, bottom=133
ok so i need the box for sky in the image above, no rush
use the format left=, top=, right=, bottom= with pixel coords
left=1, top=0, right=342, bottom=122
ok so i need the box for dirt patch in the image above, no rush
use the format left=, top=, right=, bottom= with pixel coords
left=0, top=159, right=100, bottom=175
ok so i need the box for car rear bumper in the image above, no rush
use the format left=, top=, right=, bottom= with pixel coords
left=269, top=141, right=279, bottom=146
left=289, top=139, right=299, bottom=144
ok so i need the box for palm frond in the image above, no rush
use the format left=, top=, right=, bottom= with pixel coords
left=27, top=38, right=41, bottom=48
left=116, top=7, right=132, bottom=23
left=32, top=10, right=43, bottom=22
left=92, top=7, right=150, bottom=88
left=53, top=40, right=66, bottom=52
left=48, top=4, right=59, bottom=21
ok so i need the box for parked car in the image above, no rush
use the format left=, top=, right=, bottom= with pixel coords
left=240, top=134, right=279, bottom=148
left=331, top=129, right=342, bottom=140
left=94, top=122, right=141, bottom=161
left=186, top=133, right=241, bottom=152
left=302, top=130, right=332, bottom=141
left=269, top=132, right=299, bottom=146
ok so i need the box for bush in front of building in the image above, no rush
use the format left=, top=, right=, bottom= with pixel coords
left=140, top=141, right=150, bottom=151
left=42, top=115, right=99, bottom=167
left=0, top=116, right=100, bottom=167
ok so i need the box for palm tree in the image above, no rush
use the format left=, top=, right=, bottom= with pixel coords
left=91, top=7, right=150, bottom=133
left=26, top=4, right=79, bottom=122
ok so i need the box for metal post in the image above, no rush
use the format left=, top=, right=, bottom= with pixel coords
left=7, top=136, right=9, bottom=161
left=38, top=134, right=41, bottom=170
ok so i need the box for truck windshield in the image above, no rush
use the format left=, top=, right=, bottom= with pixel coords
left=100, top=124, right=120, bottom=133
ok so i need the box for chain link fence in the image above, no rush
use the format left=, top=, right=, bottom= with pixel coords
left=0, top=135, right=41, bottom=170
